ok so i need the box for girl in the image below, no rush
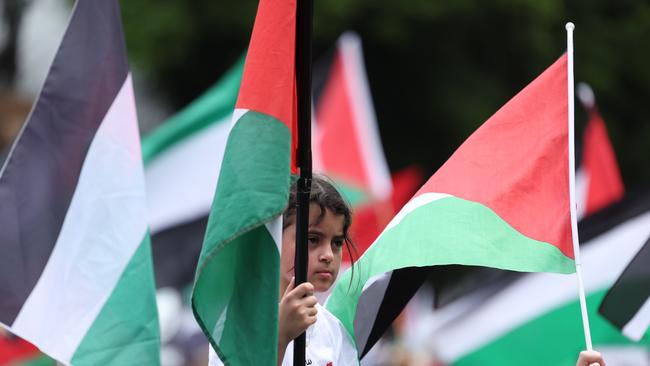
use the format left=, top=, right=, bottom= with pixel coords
left=276, top=176, right=358, bottom=365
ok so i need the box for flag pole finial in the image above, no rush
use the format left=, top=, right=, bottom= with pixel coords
left=566, top=22, right=575, bottom=31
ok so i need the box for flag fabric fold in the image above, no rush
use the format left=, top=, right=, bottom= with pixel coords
left=0, top=0, right=160, bottom=364
left=190, top=0, right=297, bottom=364
left=599, top=236, right=650, bottom=341
left=326, top=54, right=575, bottom=354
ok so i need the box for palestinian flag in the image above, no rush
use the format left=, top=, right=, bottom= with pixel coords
left=143, top=60, right=243, bottom=290
left=420, top=82, right=627, bottom=311
left=575, top=83, right=624, bottom=219
left=430, top=191, right=650, bottom=365
left=315, top=32, right=392, bottom=204
left=190, top=0, right=297, bottom=363
left=0, top=0, right=160, bottom=364
left=599, top=235, right=650, bottom=341
left=327, top=55, right=575, bottom=355
left=314, top=32, right=419, bottom=261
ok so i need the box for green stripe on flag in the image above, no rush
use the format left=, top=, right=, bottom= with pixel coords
left=196, top=225, right=280, bottom=365
left=454, top=289, right=649, bottom=366
left=141, top=57, right=244, bottom=164
left=192, top=110, right=291, bottom=365
left=328, top=195, right=575, bottom=341
left=71, top=234, right=160, bottom=365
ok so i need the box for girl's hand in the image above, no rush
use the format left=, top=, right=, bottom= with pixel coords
left=278, top=277, right=318, bottom=346
left=576, top=350, right=605, bottom=366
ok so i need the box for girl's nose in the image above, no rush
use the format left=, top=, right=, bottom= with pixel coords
left=319, top=243, right=334, bottom=263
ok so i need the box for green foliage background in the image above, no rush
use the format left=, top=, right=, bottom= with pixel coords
left=121, top=0, right=650, bottom=189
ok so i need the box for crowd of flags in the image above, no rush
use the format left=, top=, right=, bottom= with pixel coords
left=0, top=0, right=648, bottom=365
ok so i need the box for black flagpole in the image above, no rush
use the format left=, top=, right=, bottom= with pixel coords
left=294, top=0, right=313, bottom=364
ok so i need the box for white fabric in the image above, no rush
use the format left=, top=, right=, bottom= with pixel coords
left=145, top=116, right=230, bottom=233
left=208, top=304, right=358, bottom=365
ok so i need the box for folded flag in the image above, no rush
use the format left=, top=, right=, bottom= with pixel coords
left=190, top=0, right=297, bottom=363
left=0, top=0, right=160, bottom=364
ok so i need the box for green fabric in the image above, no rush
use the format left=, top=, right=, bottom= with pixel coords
left=141, top=56, right=244, bottom=164
left=454, top=288, right=650, bottom=366
left=192, top=111, right=291, bottom=366
left=327, top=195, right=575, bottom=341
left=71, top=234, right=160, bottom=366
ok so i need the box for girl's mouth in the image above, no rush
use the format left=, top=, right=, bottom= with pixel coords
left=314, top=271, right=333, bottom=279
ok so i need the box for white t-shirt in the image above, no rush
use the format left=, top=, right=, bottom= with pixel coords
left=208, top=303, right=358, bottom=365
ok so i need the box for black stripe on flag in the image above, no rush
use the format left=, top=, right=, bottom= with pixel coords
left=359, top=266, right=429, bottom=357
left=599, top=235, right=650, bottom=332
left=151, top=216, right=208, bottom=290
left=0, top=0, right=128, bottom=325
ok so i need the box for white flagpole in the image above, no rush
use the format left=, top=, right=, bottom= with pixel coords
left=566, top=21, right=594, bottom=351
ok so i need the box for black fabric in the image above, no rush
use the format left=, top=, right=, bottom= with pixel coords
left=0, top=0, right=129, bottom=324
left=430, top=264, right=519, bottom=309
left=151, top=216, right=208, bottom=290
left=599, top=236, right=650, bottom=329
left=361, top=266, right=429, bottom=358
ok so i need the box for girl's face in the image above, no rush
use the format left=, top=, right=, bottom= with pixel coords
left=280, top=204, right=345, bottom=293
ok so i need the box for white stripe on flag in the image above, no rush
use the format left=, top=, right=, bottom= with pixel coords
left=146, top=116, right=231, bottom=233
left=623, top=296, right=650, bottom=341
left=11, top=75, right=148, bottom=363
left=231, top=108, right=248, bottom=128
left=382, top=193, right=450, bottom=233
left=432, top=210, right=650, bottom=362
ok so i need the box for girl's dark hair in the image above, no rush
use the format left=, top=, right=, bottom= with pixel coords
left=283, top=175, right=359, bottom=269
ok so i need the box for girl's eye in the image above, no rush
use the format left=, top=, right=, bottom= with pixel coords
left=308, top=236, right=319, bottom=245
left=333, top=239, right=345, bottom=248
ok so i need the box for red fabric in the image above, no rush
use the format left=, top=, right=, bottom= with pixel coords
left=0, top=333, right=40, bottom=364
left=344, top=166, right=423, bottom=263
left=316, top=52, right=370, bottom=189
left=582, top=110, right=624, bottom=214
left=236, top=0, right=298, bottom=173
left=418, top=55, right=573, bottom=258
